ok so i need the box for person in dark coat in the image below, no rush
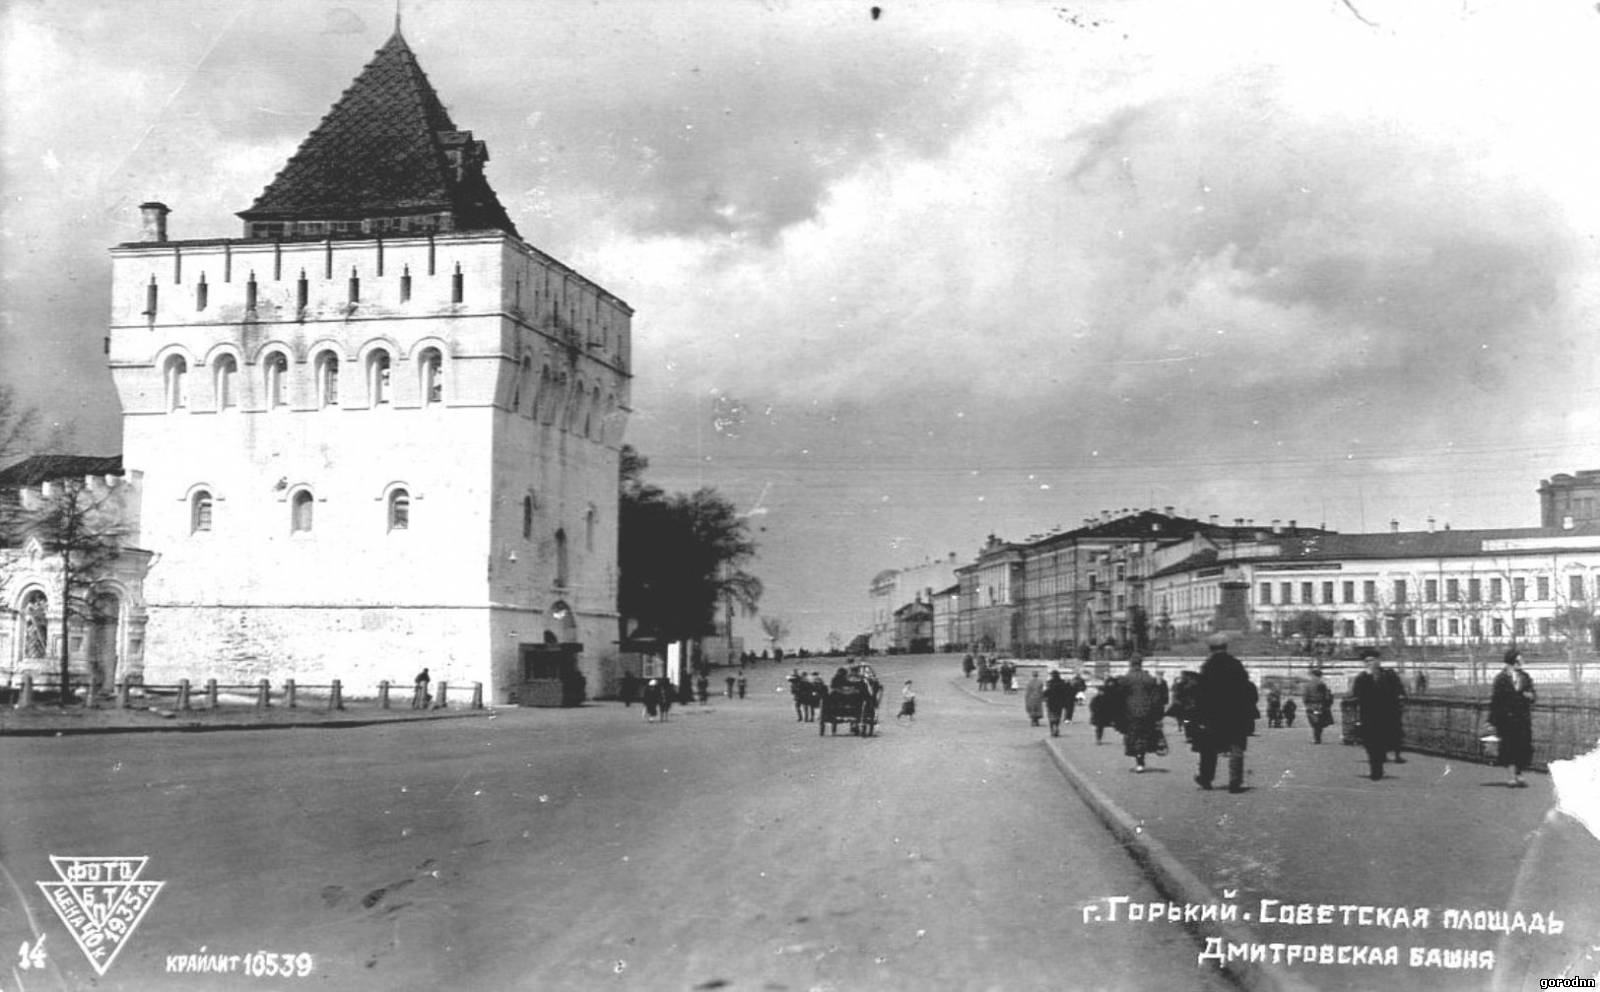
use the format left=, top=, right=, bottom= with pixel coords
left=1265, top=687, right=1282, bottom=728
left=619, top=671, right=640, bottom=708
left=1303, top=668, right=1335, bottom=744
left=1192, top=633, right=1258, bottom=793
left=788, top=669, right=806, bottom=721
left=1489, top=648, right=1536, bottom=787
left=1350, top=657, right=1406, bottom=781
left=1089, top=676, right=1121, bottom=744
left=963, top=654, right=976, bottom=679
left=1119, top=657, right=1169, bottom=772
left=805, top=672, right=825, bottom=722
left=412, top=668, right=431, bottom=709
left=1043, top=670, right=1072, bottom=737
left=1281, top=697, right=1297, bottom=728
left=1065, top=672, right=1088, bottom=724
left=737, top=672, right=747, bottom=699
left=642, top=677, right=663, bottom=722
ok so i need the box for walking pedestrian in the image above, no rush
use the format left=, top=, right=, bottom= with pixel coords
left=1043, top=670, right=1071, bottom=737
left=1023, top=670, right=1045, bottom=726
left=897, top=680, right=917, bottom=721
left=619, top=671, right=639, bottom=708
left=696, top=672, right=710, bottom=703
left=412, top=667, right=431, bottom=710
left=737, top=672, right=747, bottom=699
left=1089, top=675, right=1120, bottom=744
left=1281, top=697, right=1297, bottom=728
left=1119, top=656, right=1169, bottom=772
left=963, top=654, right=975, bottom=679
left=1489, top=649, right=1536, bottom=788
left=1065, top=671, right=1087, bottom=724
left=642, top=677, right=663, bottom=722
left=806, top=672, right=825, bottom=722
left=1191, top=633, right=1258, bottom=793
left=725, top=674, right=736, bottom=698
left=1265, top=687, right=1282, bottom=728
left=1303, top=668, right=1334, bottom=744
left=1350, top=656, right=1406, bottom=781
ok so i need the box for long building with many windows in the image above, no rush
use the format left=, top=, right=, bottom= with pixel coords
left=881, top=474, right=1600, bottom=659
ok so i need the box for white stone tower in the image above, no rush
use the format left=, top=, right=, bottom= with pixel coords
left=108, top=27, right=632, bottom=702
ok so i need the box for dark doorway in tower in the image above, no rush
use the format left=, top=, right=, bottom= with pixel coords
left=516, top=601, right=584, bottom=707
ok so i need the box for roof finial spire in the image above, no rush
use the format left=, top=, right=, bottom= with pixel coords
left=395, top=0, right=402, bottom=35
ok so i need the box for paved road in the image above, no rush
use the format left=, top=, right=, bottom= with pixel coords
left=0, top=657, right=1230, bottom=992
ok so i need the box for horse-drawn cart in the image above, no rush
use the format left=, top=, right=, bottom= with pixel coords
left=819, top=678, right=879, bottom=737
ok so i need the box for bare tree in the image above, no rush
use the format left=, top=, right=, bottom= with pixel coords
left=0, top=384, right=42, bottom=470
left=15, top=476, right=130, bottom=705
left=1551, top=603, right=1595, bottom=693
left=760, top=615, right=790, bottom=655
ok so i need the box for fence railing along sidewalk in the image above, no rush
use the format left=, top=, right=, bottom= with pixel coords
left=3, top=674, right=484, bottom=713
left=1338, top=695, right=1599, bottom=771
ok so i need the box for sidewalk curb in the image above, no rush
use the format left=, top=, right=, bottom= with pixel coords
left=0, top=708, right=491, bottom=737
left=948, top=674, right=1313, bottom=992
left=1042, top=738, right=1319, bottom=992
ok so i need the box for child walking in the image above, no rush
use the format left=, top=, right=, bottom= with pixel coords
left=897, top=680, right=917, bottom=721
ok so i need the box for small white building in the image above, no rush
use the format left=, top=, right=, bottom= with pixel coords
left=105, top=28, right=631, bottom=702
left=0, top=456, right=152, bottom=690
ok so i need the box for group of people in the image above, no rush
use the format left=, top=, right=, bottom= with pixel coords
left=1026, top=633, right=1540, bottom=792
left=616, top=676, right=674, bottom=722
left=964, top=654, right=1018, bottom=692
left=786, top=664, right=886, bottom=723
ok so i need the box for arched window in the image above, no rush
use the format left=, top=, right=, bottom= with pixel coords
left=165, top=355, right=188, bottom=410
left=21, top=590, right=48, bottom=659
left=315, top=352, right=340, bottom=407
left=214, top=355, right=238, bottom=410
left=368, top=350, right=391, bottom=406
left=265, top=352, right=289, bottom=409
left=420, top=348, right=443, bottom=406
left=388, top=488, right=410, bottom=531
left=522, top=495, right=534, bottom=540
left=291, top=490, right=314, bottom=533
left=191, top=490, right=213, bottom=533
left=554, top=528, right=569, bottom=588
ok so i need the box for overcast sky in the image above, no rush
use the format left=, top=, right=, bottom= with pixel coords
left=4, top=0, right=1600, bottom=648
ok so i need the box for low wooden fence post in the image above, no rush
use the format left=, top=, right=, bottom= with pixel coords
left=206, top=678, right=219, bottom=710
left=176, top=678, right=191, bottom=711
left=471, top=681, right=483, bottom=710
left=378, top=680, right=391, bottom=709
left=433, top=681, right=448, bottom=710
left=256, top=679, right=270, bottom=710
left=329, top=679, right=343, bottom=711
left=284, top=679, right=297, bottom=709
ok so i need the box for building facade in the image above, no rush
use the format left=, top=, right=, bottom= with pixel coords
left=867, top=552, right=960, bottom=650
left=105, top=29, right=631, bottom=702
left=0, top=456, right=152, bottom=689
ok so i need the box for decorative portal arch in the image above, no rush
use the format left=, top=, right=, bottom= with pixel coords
left=88, top=589, right=121, bottom=689
left=20, top=589, right=49, bottom=662
left=544, top=600, right=579, bottom=645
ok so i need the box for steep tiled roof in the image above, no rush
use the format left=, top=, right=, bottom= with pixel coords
left=238, top=29, right=518, bottom=236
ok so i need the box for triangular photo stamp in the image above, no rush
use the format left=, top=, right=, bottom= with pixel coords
left=37, top=856, right=165, bottom=977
